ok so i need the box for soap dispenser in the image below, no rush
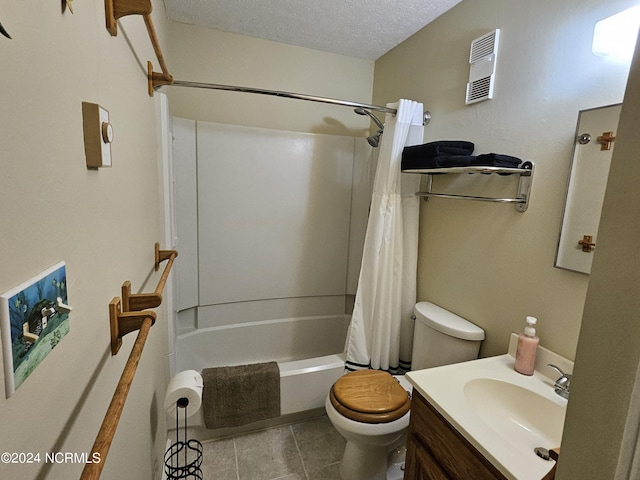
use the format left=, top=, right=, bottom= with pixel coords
left=514, top=316, right=539, bottom=375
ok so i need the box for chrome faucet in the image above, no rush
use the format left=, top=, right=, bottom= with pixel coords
left=548, top=364, right=571, bottom=399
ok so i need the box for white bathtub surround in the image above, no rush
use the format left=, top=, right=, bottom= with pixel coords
left=176, top=120, right=367, bottom=309
left=170, top=120, right=374, bottom=437
left=172, top=119, right=374, bottom=325
left=345, top=99, right=424, bottom=373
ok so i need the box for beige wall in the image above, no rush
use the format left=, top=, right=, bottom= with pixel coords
left=0, top=4, right=376, bottom=479
left=557, top=33, right=640, bottom=479
left=373, top=0, right=637, bottom=360
left=165, top=21, right=376, bottom=136
left=0, top=1, right=169, bottom=479
left=3, top=0, right=637, bottom=477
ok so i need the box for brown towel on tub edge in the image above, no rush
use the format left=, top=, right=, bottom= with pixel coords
left=202, top=362, right=281, bottom=429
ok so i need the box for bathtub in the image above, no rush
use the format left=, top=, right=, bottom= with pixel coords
left=172, top=314, right=350, bottom=432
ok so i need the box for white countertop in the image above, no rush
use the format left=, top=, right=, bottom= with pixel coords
left=406, top=338, right=571, bottom=480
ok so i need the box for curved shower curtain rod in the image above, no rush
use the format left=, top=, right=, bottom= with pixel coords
left=164, top=79, right=399, bottom=114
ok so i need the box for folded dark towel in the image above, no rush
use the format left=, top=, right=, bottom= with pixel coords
left=202, top=362, right=280, bottom=429
left=401, top=141, right=475, bottom=171
left=404, top=140, right=475, bottom=158
left=402, top=154, right=476, bottom=170
left=471, top=153, right=523, bottom=168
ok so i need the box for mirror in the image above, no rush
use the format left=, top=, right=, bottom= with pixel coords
left=555, top=103, right=622, bottom=274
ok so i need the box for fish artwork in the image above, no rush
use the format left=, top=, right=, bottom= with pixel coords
left=0, top=21, right=11, bottom=39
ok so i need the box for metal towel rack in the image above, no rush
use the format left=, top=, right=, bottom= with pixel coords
left=405, top=161, right=535, bottom=212
left=80, top=243, right=177, bottom=480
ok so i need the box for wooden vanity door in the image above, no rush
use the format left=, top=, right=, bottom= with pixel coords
left=405, top=437, right=449, bottom=479
left=404, top=391, right=508, bottom=480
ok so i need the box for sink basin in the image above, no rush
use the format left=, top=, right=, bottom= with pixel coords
left=464, top=378, right=565, bottom=449
left=406, top=349, right=572, bottom=480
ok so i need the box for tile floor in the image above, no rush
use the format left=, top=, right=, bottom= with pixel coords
left=200, top=415, right=347, bottom=480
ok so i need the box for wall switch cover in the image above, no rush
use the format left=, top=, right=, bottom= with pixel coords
left=82, top=102, right=113, bottom=168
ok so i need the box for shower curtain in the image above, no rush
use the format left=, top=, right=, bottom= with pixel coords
left=345, top=99, right=424, bottom=374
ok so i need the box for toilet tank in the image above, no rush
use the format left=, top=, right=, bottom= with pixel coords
left=411, top=302, right=485, bottom=370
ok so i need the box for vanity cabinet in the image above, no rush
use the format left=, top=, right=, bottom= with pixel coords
left=403, top=390, right=508, bottom=480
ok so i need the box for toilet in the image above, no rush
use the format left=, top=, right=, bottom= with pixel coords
left=326, top=301, right=485, bottom=480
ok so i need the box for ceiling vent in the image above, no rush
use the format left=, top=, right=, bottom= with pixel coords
left=465, top=29, right=500, bottom=105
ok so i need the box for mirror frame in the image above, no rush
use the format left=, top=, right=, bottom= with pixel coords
left=554, top=103, right=622, bottom=274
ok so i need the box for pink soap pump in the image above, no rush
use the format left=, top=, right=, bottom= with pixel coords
left=514, top=316, right=539, bottom=375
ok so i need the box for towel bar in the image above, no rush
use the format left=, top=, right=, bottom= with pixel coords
left=83, top=243, right=178, bottom=479
left=113, top=243, right=176, bottom=352
left=81, top=315, right=154, bottom=480
left=104, top=0, right=173, bottom=95
left=109, top=297, right=156, bottom=355
left=416, top=192, right=527, bottom=204
left=409, top=162, right=534, bottom=212
left=121, top=243, right=178, bottom=312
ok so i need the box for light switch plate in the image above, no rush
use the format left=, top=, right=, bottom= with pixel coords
left=82, top=102, right=113, bottom=168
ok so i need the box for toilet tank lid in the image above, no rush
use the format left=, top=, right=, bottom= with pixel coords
left=414, top=302, right=485, bottom=341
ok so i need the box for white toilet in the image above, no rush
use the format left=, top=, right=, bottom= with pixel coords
left=326, top=301, right=485, bottom=480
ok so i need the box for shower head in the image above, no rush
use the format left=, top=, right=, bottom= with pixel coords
left=367, top=130, right=383, bottom=148
left=354, top=107, right=384, bottom=130
left=354, top=108, right=384, bottom=148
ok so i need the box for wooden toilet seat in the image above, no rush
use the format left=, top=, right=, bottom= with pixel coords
left=330, top=370, right=410, bottom=424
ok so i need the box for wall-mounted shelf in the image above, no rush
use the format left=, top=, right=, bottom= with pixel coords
left=404, top=161, right=534, bottom=212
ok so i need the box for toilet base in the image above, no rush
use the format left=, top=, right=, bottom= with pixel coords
left=386, top=446, right=406, bottom=480
left=325, top=378, right=410, bottom=480
left=338, top=442, right=406, bottom=480
left=386, top=461, right=405, bottom=480
left=339, top=441, right=389, bottom=480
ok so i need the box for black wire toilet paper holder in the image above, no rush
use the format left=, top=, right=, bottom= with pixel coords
left=164, top=397, right=203, bottom=479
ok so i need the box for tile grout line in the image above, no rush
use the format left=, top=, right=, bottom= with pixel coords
left=233, top=436, right=240, bottom=480
left=289, top=424, right=310, bottom=480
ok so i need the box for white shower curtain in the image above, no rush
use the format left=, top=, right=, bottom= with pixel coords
left=345, top=99, right=424, bottom=373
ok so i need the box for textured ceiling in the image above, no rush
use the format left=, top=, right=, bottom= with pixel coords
left=163, top=0, right=463, bottom=60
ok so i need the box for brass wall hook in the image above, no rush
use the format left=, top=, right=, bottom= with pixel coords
left=578, top=235, right=596, bottom=252
left=596, top=131, right=616, bottom=151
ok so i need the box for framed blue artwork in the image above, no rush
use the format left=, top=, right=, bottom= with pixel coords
left=0, top=262, right=71, bottom=397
